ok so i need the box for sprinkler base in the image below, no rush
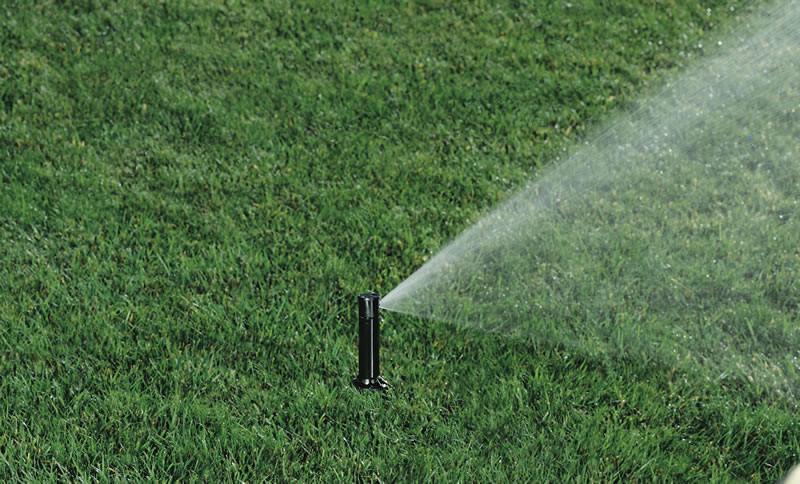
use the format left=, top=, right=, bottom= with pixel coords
left=352, top=376, right=388, bottom=392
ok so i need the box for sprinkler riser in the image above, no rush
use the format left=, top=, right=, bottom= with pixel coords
left=358, top=314, right=379, bottom=380
left=353, top=293, right=388, bottom=391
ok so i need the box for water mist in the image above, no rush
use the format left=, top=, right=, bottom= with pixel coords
left=381, top=1, right=800, bottom=400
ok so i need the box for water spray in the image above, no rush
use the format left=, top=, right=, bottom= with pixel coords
left=352, top=292, right=388, bottom=391
left=379, top=0, right=800, bottom=401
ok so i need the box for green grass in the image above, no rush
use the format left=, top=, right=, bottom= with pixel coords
left=1, top=0, right=798, bottom=480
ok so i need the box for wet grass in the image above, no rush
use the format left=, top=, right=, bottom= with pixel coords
left=1, top=0, right=798, bottom=480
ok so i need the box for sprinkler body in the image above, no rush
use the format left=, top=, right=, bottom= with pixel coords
left=352, top=293, right=388, bottom=391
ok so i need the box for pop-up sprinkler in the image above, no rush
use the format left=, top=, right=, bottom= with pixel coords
left=352, top=293, right=388, bottom=391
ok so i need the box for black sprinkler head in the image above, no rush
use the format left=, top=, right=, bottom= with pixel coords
left=352, top=292, right=388, bottom=391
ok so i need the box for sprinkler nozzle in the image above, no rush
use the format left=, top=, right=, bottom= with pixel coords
left=352, top=292, right=388, bottom=391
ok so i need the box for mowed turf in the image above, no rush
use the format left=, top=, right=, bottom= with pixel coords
left=1, top=0, right=797, bottom=480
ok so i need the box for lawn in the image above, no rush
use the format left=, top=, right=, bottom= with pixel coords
left=1, top=0, right=798, bottom=480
